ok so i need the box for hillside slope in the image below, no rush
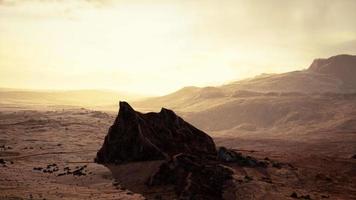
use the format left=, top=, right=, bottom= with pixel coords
left=134, top=54, right=356, bottom=112
left=134, top=55, right=356, bottom=138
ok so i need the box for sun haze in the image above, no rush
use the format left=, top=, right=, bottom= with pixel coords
left=1, top=0, right=356, bottom=95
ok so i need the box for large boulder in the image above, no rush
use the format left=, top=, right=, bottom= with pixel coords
left=95, top=101, right=217, bottom=164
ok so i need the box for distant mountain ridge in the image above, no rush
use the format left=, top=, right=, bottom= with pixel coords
left=134, top=54, right=356, bottom=112
left=0, top=89, right=145, bottom=108
left=132, top=54, right=356, bottom=137
left=224, top=54, right=356, bottom=93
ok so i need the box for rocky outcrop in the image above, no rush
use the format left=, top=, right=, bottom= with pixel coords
left=95, top=102, right=234, bottom=199
left=95, top=101, right=216, bottom=164
left=308, top=54, right=356, bottom=89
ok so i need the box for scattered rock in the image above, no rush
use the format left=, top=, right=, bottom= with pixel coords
left=0, top=145, right=12, bottom=150
left=57, top=172, right=66, bottom=177
left=290, top=192, right=312, bottom=199
left=244, top=175, right=253, bottom=182
left=112, top=181, right=119, bottom=186
left=33, top=167, right=43, bottom=171
left=217, top=147, right=267, bottom=167
left=72, top=165, right=87, bottom=176
left=33, top=164, right=59, bottom=173
left=33, top=164, right=88, bottom=176
left=272, top=162, right=283, bottom=169
left=0, top=158, right=13, bottom=167
left=291, top=192, right=298, bottom=198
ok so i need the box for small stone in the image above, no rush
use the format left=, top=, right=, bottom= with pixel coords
left=291, top=192, right=298, bottom=198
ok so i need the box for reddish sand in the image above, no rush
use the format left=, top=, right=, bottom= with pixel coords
left=0, top=107, right=355, bottom=200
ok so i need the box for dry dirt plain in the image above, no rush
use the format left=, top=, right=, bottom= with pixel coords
left=0, top=106, right=355, bottom=200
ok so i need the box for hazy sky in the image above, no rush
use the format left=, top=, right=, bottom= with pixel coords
left=1, top=0, right=356, bottom=95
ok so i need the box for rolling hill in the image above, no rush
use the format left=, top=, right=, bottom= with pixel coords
left=133, top=54, right=356, bottom=139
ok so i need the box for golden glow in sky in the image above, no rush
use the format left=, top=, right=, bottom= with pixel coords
left=1, top=0, right=356, bottom=95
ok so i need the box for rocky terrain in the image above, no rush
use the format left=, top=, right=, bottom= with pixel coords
left=0, top=108, right=145, bottom=200
left=0, top=54, right=355, bottom=199
left=0, top=103, right=355, bottom=199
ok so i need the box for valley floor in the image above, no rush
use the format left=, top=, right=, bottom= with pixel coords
left=0, top=108, right=355, bottom=200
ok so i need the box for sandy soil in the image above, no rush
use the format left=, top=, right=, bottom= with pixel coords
left=0, top=108, right=144, bottom=200
left=0, top=107, right=355, bottom=200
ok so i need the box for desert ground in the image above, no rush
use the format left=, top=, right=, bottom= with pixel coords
left=0, top=102, right=355, bottom=200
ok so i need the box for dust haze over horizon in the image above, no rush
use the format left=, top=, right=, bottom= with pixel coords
left=1, top=0, right=356, bottom=95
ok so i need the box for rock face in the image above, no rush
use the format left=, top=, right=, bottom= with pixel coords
left=95, top=101, right=216, bottom=164
left=308, top=54, right=356, bottom=88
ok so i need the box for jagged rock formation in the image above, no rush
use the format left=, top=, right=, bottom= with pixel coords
left=95, top=102, right=235, bottom=199
left=95, top=101, right=216, bottom=164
